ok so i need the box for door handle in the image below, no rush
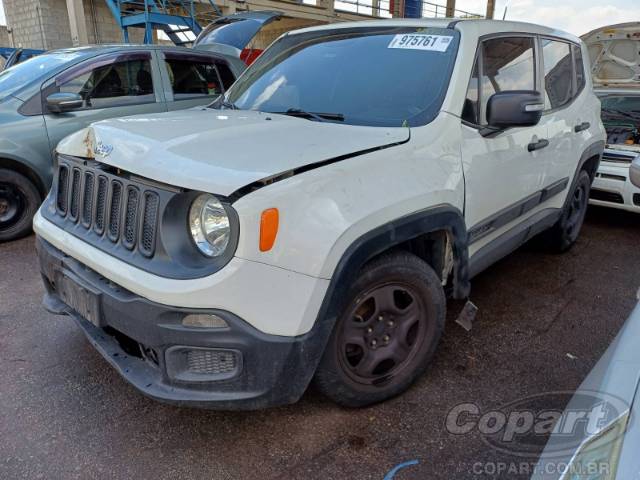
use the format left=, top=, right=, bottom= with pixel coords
left=527, top=139, right=549, bottom=152
left=574, top=122, right=590, bottom=133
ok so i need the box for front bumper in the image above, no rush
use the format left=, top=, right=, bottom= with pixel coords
left=37, top=237, right=329, bottom=409
left=590, top=161, right=640, bottom=213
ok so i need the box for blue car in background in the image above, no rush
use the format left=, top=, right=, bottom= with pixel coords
left=0, top=48, right=45, bottom=71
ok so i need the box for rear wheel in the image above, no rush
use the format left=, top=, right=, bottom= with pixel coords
left=539, top=170, right=591, bottom=253
left=314, top=252, right=445, bottom=408
left=0, top=168, right=41, bottom=242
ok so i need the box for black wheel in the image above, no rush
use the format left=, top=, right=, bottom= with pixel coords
left=539, top=170, right=591, bottom=253
left=314, top=252, right=446, bottom=408
left=0, top=168, right=41, bottom=242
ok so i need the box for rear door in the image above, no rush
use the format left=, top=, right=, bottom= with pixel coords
left=536, top=37, right=585, bottom=208
left=159, top=51, right=234, bottom=111
left=461, top=35, right=547, bottom=253
left=42, top=50, right=167, bottom=154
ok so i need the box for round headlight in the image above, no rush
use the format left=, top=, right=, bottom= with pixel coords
left=189, top=194, right=231, bottom=257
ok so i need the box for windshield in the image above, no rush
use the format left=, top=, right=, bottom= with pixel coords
left=220, top=27, right=460, bottom=127
left=0, top=51, right=84, bottom=98
left=600, top=95, right=640, bottom=119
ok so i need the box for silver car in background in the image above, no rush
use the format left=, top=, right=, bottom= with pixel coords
left=532, top=301, right=640, bottom=479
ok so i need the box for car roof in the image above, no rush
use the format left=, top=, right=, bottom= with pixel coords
left=288, top=18, right=581, bottom=44
left=45, top=43, right=209, bottom=57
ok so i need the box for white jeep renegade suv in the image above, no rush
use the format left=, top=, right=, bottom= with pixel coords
left=34, top=19, right=605, bottom=409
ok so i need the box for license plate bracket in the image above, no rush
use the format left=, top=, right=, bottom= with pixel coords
left=57, top=271, right=103, bottom=327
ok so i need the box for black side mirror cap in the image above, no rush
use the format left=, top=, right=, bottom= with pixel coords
left=486, top=91, right=544, bottom=129
left=46, top=93, right=83, bottom=113
left=630, top=156, right=640, bottom=188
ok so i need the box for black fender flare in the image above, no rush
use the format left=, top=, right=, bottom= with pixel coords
left=565, top=140, right=604, bottom=207
left=290, top=205, right=470, bottom=398
left=315, top=204, right=470, bottom=342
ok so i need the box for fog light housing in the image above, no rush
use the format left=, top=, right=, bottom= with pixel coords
left=165, top=346, right=242, bottom=382
left=182, top=314, right=228, bottom=329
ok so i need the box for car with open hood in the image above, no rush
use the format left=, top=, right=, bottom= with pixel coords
left=582, top=22, right=640, bottom=213
left=34, top=19, right=605, bottom=409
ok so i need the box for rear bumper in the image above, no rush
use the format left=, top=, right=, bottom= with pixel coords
left=589, top=161, right=640, bottom=213
left=37, top=237, right=329, bottom=409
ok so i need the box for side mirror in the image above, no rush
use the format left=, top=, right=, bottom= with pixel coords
left=46, top=93, right=83, bottom=113
left=630, top=156, right=640, bottom=188
left=486, top=91, right=544, bottom=128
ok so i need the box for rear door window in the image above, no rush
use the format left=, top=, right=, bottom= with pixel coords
left=541, top=39, right=573, bottom=110
left=164, top=53, right=223, bottom=99
left=479, top=36, right=536, bottom=125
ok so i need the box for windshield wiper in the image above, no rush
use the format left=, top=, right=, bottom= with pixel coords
left=278, top=108, right=345, bottom=123
left=210, top=97, right=237, bottom=110
left=602, top=107, right=640, bottom=122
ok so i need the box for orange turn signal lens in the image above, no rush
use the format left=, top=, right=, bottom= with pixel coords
left=259, top=208, right=279, bottom=252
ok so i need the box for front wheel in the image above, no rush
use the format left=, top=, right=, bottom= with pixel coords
left=539, top=170, right=591, bottom=253
left=0, top=168, right=42, bottom=242
left=314, top=252, right=446, bottom=408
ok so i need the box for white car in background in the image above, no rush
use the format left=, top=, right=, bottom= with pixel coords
left=582, top=22, right=640, bottom=213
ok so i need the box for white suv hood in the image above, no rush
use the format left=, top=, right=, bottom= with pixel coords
left=581, top=22, right=640, bottom=87
left=57, top=108, right=409, bottom=197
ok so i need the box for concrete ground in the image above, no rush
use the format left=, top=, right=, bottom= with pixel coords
left=1, top=206, right=638, bottom=480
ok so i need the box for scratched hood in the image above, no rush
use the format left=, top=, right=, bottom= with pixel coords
left=57, top=108, right=409, bottom=197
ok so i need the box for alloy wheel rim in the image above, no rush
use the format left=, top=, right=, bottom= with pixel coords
left=337, top=283, right=427, bottom=385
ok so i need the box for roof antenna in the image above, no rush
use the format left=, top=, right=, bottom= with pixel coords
left=502, top=0, right=511, bottom=20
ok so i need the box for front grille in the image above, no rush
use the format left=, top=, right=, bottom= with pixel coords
left=590, top=188, right=624, bottom=204
left=634, top=194, right=640, bottom=206
left=54, top=158, right=160, bottom=257
left=46, top=154, right=233, bottom=280
left=602, top=151, right=635, bottom=164
left=596, top=173, right=627, bottom=182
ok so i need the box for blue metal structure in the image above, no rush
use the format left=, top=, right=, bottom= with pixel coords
left=104, top=1, right=221, bottom=46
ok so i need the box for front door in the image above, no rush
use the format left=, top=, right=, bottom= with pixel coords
left=460, top=35, right=548, bottom=255
left=42, top=51, right=167, bottom=157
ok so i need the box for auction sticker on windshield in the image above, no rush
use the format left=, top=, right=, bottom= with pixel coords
left=388, top=34, right=453, bottom=52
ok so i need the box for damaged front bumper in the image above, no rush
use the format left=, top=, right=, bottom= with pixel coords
left=36, top=237, right=327, bottom=410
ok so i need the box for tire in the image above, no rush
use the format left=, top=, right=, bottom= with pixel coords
left=314, top=252, right=446, bottom=408
left=538, top=170, right=591, bottom=253
left=0, top=168, right=42, bottom=242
